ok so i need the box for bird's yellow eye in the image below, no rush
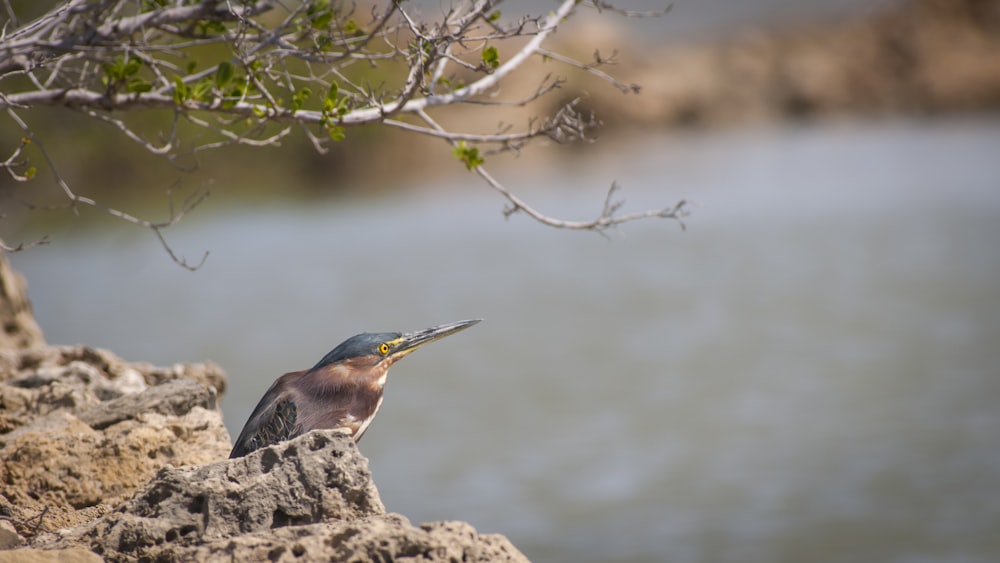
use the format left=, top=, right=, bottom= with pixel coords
left=378, top=343, right=390, bottom=355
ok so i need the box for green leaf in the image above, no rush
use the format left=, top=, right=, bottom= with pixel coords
left=481, top=46, right=499, bottom=70
left=172, top=76, right=190, bottom=104
left=197, top=20, right=227, bottom=35
left=308, top=0, right=333, bottom=29
left=186, top=60, right=197, bottom=74
left=312, top=12, right=332, bottom=29
left=102, top=55, right=141, bottom=89
left=215, top=62, right=233, bottom=88
left=335, top=96, right=349, bottom=117
left=192, top=78, right=214, bottom=101
left=221, top=83, right=245, bottom=108
left=126, top=78, right=152, bottom=93
left=24, top=166, right=36, bottom=179
left=327, top=81, right=339, bottom=102
left=452, top=141, right=484, bottom=171
left=123, top=58, right=141, bottom=76
left=488, top=10, right=502, bottom=22
left=291, top=87, right=312, bottom=112
left=327, top=126, right=345, bottom=142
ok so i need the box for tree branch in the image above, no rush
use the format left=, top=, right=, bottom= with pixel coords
left=0, top=0, right=689, bottom=267
left=5, top=108, right=209, bottom=270
left=415, top=108, right=687, bottom=232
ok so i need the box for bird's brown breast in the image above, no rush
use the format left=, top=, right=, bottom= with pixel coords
left=291, top=359, right=389, bottom=439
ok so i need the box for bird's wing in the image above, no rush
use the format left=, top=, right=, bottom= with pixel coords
left=229, top=372, right=305, bottom=458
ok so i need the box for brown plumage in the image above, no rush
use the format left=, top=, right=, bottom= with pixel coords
left=229, top=320, right=480, bottom=458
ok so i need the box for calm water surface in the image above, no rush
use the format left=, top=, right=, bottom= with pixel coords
left=10, top=118, right=1000, bottom=562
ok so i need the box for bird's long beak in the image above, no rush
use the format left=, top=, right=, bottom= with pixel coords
left=387, top=319, right=481, bottom=361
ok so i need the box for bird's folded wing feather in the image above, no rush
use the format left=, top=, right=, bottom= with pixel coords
left=229, top=389, right=303, bottom=458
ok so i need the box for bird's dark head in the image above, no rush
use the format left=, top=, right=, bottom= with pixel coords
left=312, top=319, right=481, bottom=370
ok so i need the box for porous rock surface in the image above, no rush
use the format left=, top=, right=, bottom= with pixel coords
left=40, top=431, right=527, bottom=562
left=0, top=346, right=527, bottom=561
left=0, top=345, right=230, bottom=539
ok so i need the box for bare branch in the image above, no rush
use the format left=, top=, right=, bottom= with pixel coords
left=0, top=236, right=51, bottom=252
left=5, top=108, right=210, bottom=270
left=537, top=48, right=641, bottom=94
left=487, top=166, right=689, bottom=232
left=587, top=1, right=674, bottom=19
left=415, top=108, right=687, bottom=232
left=0, top=0, right=688, bottom=266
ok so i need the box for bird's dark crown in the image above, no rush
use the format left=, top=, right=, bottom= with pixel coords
left=312, top=332, right=401, bottom=369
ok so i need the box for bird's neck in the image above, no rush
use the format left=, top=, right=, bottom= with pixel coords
left=300, top=360, right=389, bottom=397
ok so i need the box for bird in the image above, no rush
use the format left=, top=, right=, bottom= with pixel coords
left=229, top=319, right=481, bottom=458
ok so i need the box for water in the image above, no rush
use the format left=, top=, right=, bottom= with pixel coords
left=8, top=117, right=1000, bottom=562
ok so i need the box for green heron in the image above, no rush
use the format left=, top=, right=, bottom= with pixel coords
left=229, top=319, right=480, bottom=458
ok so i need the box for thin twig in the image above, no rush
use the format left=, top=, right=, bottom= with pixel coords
left=537, top=48, right=641, bottom=94
left=6, top=108, right=209, bottom=270
left=416, top=108, right=687, bottom=232
left=0, top=236, right=51, bottom=252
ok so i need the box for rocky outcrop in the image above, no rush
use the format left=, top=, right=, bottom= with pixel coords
left=0, top=346, right=230, bottom=541
left=0, top=346, right=527, bottom=561
left=0, top=250, right=527, bottom=560
left=0, top=346, right=528, bottom=561
left=39, top=431, right=526, bottom=562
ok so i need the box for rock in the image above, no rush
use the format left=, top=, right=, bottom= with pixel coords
left=0, top=345, right=226, bottom=397
left=154, top=517, right=528, bottom=562
left=0, top=521, right=21, bottom=550
left=80, top=430, right=384, bottom=551
left=38, top=430, right=527, bottom=562
left=0, top=251, right=44, bottom=350
left=0, top=260, right=527, bottom=560
left=0, top=347, right=231, bottom=541
left=0, top=548, right=102, bottom=563
left=77, top=378, right=218, bottom=430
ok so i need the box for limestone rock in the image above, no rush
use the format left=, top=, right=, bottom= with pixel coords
left=79, top=430, right=385, bottom=552
left=41, top=431, right=528, bottom=562
left=0, top=347, right=231, bottom=541
left=0, top=345, right=226, bottom=397
left=0, top=283, right=527, bottom=559
left=144, top=517, right=528, bottom=562
left=0, top=548, right=102, bottom=563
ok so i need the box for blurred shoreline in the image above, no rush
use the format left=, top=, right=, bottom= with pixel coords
left=323, top=0, right=1000, bottom=189
left=573, top=0, right=1000, bottom=129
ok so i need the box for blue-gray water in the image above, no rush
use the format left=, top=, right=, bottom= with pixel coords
left=9, top=117, right=1000, bottom=562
